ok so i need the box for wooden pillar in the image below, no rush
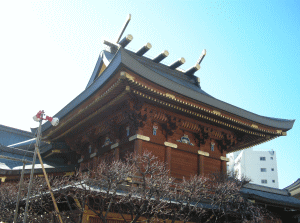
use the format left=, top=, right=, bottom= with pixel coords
left=221, top=150, right=227, bottom=176
left=134, top=139, right=143, bottom=156
left=165, top=147, right=172, bottom=171
left=112, top=138, right=120, bottom=160
left=114, top=147, right=120, bottom=160
left=198, top=155, right=204, bottom=175
left=198, top=130, right=206, bottom=176
left=92, top=156, right=98, bottom=172
left=134, top=129, right=143, bottom=156
left=198, top=147, right=209, bottom=176
left=164, top=134, right=175, bottom=173
left=221, top=160, right=227, bottom=175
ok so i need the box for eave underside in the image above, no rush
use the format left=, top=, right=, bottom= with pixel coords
left=40, top=73, right=283, bottom=153
left=118, top=48, right=294, bottom=130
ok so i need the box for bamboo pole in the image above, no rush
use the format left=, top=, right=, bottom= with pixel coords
left=0, top=155, right=32, bottom=163
left=23, top=122, right=40, bottom=223
left=36, top=146, right=63, bottom=223
left=22, top=118, right=63, bottom=223
left=13, top=162, right=26, bottom=223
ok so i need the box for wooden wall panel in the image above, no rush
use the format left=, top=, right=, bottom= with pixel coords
left=119, top=142, right=134, bottom=160
left=203, top=157, right=222, bottom=175
left=171, top=149, right=198, bottom=179
left=142, top=141, right=165, bottom=162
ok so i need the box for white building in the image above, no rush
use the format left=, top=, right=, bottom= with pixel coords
left=227, top=148, right=279, bottom=188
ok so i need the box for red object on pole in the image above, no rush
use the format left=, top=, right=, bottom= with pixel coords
left=33, top=110, right=45, bottom=121
left=45, top=116, right=53, bottom=122
left=33, top=111, right=59, bottom=126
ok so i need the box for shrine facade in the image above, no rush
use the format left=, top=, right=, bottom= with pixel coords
left=34, top=34, right=294, bottom=180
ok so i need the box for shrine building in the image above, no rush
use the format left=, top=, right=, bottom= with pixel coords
left=33, top=31, right=295, bottom=180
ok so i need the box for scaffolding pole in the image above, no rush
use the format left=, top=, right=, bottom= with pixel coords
left=36, top=146, right=63, bottom=223
left=13, top=162, right=26, bottom=223
left=0, top=149, right=32, bottom=222
left=23, top=119, right=41, bottom=223
left=0, top=155, right=32, bottom=164
left=22, top=118, right=63, bottom=223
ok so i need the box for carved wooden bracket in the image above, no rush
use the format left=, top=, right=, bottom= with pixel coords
left=162, top=115, right=181, bottom=136
left=65, top=138, right=85, bottom=157
left=82, top=129, right=100, bottom=150
left=109, top=119, right=121, bottom=140
left=153, top=111, right=168, bottom=122
left=126, top=100, right=147, bottom=130
left=217, top=133, right=237, bottom=151
left=181, top=120, right=200, bottom=132
left=198, top=126, right=209, bottom=145
left=65, top=138, right=78, bottom=151
left=94, top=120, right=110, bottom=136
left=236, top=132, right=245, bottom=142
left=127, top=110, right=147, bottom=129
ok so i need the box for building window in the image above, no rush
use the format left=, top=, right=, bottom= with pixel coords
left=271, top=168, right=274, bottom=171
left=272, top=180, right=275, bottom=183
left=261, top=168, right=266, bottom=172
left=261, top=179, right=267, bottom=184
left=270, top=157, right=273, bottom=160
left=260, top=157, right=266, bottom=161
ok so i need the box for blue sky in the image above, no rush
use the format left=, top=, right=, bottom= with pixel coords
left=0, top=0, right=299, bottom=189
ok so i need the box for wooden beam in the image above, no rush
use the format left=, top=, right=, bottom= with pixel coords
left=169, top=57, right=185, bottom=69
left=119, top=34, right=133, bottom=48
left=153, top=50, right=169, bottom=63
left=185, top=64, right=200, bottom=77
left=136, top=43, right=152, bottom=56
left=197, top=49, right=206, bottom=65
left=116, top=14, right=131, bottom=43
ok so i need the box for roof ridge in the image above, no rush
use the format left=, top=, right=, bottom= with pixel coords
left=243, top=183, right=289, bottom=196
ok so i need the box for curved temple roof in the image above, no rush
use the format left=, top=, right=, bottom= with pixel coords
left=35, top=42, right=295, bottom=134
left=241, top=183, right=300, bottom=209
